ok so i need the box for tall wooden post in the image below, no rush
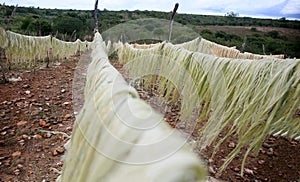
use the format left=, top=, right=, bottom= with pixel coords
left=6, top=4, right=18, bottom=30
left=0, top=48, right=7, bottom=83
left=262, top=44, right=266, bottom=55
left=241, top=36, right=247, bottom=53
left=168, top=3, right=179, bottom=42
left=94, top=0, right=99, bottom=33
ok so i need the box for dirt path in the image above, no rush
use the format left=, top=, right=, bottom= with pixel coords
left=0, top=61, right=77, bottom=181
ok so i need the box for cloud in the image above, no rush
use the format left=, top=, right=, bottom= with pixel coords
left=281, top=0, right=300, bottom=14
left=4, top=0, right=94, bottom=10
left=193, top=0, right=286, bottom=12
left=2, top=0, right=300, bottom=19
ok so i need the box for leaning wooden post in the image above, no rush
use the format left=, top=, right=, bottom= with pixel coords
left=262, top=44, right=266, bottom=55
left=0, top=48, right=7, bottom=83
left=168, top=3, right=179, bottom=42
left=71, top=30, right=77, bottom=41
left=6, top=4, right=18, bottom=30
left=241, top=36, right=247, bottom=53
left=94, top=0, right=99, bottom=33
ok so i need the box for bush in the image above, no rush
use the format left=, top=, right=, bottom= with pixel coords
left=201, top=29, right=213, bottom=35
left=267, top=30, right=279, bottom=39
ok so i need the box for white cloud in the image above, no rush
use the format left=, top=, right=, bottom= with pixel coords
left=2, top=0, right=300, bottom=19
left=193, top=0, right=286, bottom=13
left=99, top=0, right=287, bottom=16
left=4, top=0, right=94, bottom=10
left=281, top=0, right=300, bottom=14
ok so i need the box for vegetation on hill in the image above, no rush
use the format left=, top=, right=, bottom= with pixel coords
left=0, top=4, right=299, bottom=58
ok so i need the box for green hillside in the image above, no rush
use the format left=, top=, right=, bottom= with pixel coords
left=0, top=4, right=299, bottom=58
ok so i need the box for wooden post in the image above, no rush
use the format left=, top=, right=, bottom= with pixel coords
left=168, top=3, right=179, bottom=42
left=38, top=20, right=42, bottom=36
left=71, top=30, right=77, bottom=41
left=241, top=36, right=247, bottom=53
left=0, top=48, right=7, bottom=83
left=262, top=44, right=266, bottom=55
left=94, top=0, right=99, bottom=33
left=6, top=4, right=18, bottom=30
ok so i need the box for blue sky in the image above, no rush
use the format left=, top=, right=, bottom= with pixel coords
left=3, top=0, right=300, bottom=20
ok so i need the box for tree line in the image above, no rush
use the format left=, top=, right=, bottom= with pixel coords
left=0, top=4, right=299, bottom=57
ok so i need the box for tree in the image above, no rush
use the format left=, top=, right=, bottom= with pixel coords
left=225, top=11, right=239, bottom=17
left=279, top=17, right=286, bottom=21
left=21, top=16, right=33, bottom=30
left=267, top=30, right=279, bottom=39
left=53, top=16, right=83, bottom=34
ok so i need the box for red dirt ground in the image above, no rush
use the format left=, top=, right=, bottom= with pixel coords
left=0, top=59, right=299, bottom=181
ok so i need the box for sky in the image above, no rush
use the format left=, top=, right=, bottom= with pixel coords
left=2, top=0, right=300, bottom=20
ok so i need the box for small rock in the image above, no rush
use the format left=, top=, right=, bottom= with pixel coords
left=0, top=113, right=5, bottom=118
left=208, top=166, right=216, bottom=174
left=233, top=167, right=240, bottom=172
left=9, top=130, right=15, bottom=136
left=17, top=120, right=27, bottom=127
left=18, top=139, right=25, bottom=144
left=56, top=146, right=65, bottom=154
left=61, top=89, right=66, bottom=93
left=220, top=158, right=226, bottom=162
left=12, top=151, right=21, bottom=158
left=44, top=132, right=52, bottom=138
left=33, top=134, right=42, bottom=139
left=260, top=149, right=266, bottom=154
left=66, top=126, right=72, bottom=131
left=25, top=90, right=31, bottom=95
left=22, top=85, right=30, bottom=89
left=245, top=168, right=254, bottom=175
left=263, top=142, right=271, bottom=148
left=31, top=109, right=40, bottom=116
left=179, top=124, right=185, bottom=129
left=267, top=148, right=274, bottom=156
left=4, top=159, right=11, bottom=166
left=39, top=120, right=50, bottom=127
left=62, top=102, right=71, bottom=106
left=52, top=150, right=58, bottom=156
left=14, top=169, right=20, bottom=175
left=228, top=142, right=236, bottom=148
left=64, top=114, right=71, bottom=120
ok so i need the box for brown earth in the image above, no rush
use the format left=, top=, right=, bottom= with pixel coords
left=0, top=59, right=299, bottom=181
left=113, top=61, right=300, bottom=182
left=196, top=26, right=300, bottom=39
left=0, top=61, right=76, bottom=181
